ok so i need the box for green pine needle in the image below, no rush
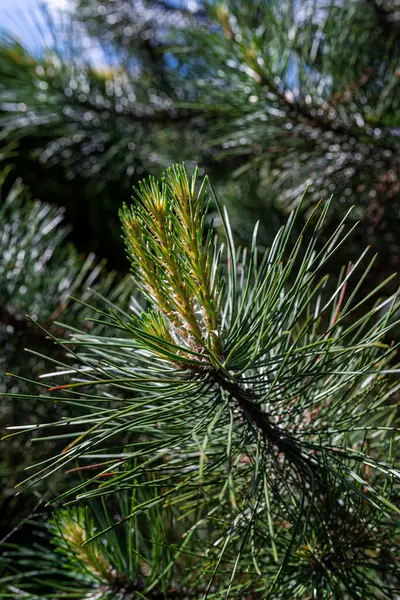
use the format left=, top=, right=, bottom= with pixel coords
left=4, top=164, right=400, bottom=598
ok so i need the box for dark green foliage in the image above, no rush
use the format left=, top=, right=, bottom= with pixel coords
left=2, top=165, right=399, bottom=598
left=0, top=14, right=201, bottom=262
left=0, top=174, right=134, bottom=537
left=0, top=0, right=399, bottom=260
left=1, top=482, right=209, bottom=599
left=175, top=0, right=400, bottom=273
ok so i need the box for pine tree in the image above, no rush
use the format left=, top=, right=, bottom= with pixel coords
left=1, top=0, right=399, bottom=596
left=2, top=164, right=400, bottom=598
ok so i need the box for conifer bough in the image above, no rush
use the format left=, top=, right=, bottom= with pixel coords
left=5, top=164, right=400, bottom=598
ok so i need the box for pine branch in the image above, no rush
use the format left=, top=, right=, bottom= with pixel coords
left=5, top=164, right=400, bottom=597
left=176, top=0, right=400, bottom=237
left=0, top=481, right=236, bottom=599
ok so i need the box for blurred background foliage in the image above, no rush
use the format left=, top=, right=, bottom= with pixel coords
left=0, top=174, right=134, bottom=540
left=0, top=0, right=399, bottom=548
